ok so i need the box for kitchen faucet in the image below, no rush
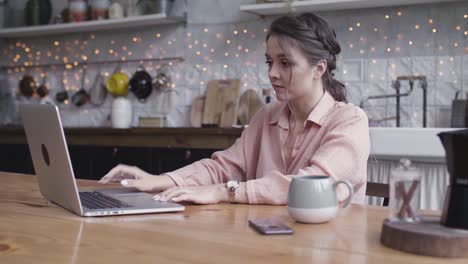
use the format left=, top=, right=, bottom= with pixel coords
left=360, top=75, right=427, bottom=127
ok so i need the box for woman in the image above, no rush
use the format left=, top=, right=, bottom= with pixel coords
left=100, top=13, right=370, bottom=205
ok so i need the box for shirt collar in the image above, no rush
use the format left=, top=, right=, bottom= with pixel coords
left=268, top=91, right=336, bottom=128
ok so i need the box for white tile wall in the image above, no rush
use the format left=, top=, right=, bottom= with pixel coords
left=0, top=0, right=466, bottom=127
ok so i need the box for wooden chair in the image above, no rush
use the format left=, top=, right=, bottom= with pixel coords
left=366, top=182, right=389, bottom=206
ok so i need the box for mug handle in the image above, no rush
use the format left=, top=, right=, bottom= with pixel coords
left=333, top=180, right=354, bottom=208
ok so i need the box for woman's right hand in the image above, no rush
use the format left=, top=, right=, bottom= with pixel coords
left=98, top=164, right=176, bottom=192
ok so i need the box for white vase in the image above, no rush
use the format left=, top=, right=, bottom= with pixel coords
left=111, top=97, right=132, bottom=128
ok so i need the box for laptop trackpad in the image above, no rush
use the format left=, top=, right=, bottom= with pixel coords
left=95, top=187, right=175, bottom=207
left=95, top=187, right=143, bottom=195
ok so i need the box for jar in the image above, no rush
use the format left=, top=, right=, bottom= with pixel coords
left=69, top=0, right=87, bottom=22
left=108, top=1, right=124, bottom=19
left=91, top=0, right=109, bottom=20
left=389, top=159, right=421, bottom=222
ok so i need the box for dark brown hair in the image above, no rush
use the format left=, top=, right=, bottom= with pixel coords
left=266, top=13, right=347, bottom=102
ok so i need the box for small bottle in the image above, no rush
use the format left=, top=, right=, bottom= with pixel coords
left=69, top=0, right=88, bottom=22
left=91, top=0, right=110, bottom=20
left=389, top=159, right=421, bottom=222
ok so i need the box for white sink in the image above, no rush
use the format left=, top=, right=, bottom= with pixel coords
left=369, top=127, right=459, bottom=161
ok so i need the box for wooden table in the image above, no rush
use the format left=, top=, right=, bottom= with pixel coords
left=0, top=172, right=466, bottom=263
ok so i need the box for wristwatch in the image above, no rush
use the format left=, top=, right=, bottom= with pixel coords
left=226, top=180, right=240, bottom=203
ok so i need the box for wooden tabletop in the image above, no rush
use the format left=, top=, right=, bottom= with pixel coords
left=0, top=172, right=465, bottom=263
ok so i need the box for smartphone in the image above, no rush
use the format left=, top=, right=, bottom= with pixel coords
left=248, top=218, right=294, bottom=235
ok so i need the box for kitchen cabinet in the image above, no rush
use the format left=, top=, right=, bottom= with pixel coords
left=69, top=146, right=155, bottom=180
left=0, top=143, right=218, bottom=180
left=0, top=13, right=185, bottom=39
left=155, top=148, right=217, bottom=174
left=240, top=0, right=461, bottom=16
left=0, top=144, right=34, bottom=174
left=0, top=127, right=237, bottom=179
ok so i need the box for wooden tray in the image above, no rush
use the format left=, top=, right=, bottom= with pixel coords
left=380, top=216, right=468, bottom=258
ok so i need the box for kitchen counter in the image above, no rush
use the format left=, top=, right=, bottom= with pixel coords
left=1, top=126, right=455, bottom=210
left=0, top=127, right=243, bottom=150
left=0, top=126, right=457, bottom=159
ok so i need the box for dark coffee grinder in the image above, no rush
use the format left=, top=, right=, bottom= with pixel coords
left=439, top=129, right=468, bottom=229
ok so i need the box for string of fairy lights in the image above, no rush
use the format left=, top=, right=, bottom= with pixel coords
left=1, top=8, right=467, bottom=103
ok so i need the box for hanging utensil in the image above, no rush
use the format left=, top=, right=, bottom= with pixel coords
left=152, top=64, right=172, bottom=92
left=89, top=67, right=108, bottom=106
left=71, top=68, right=90, bottom=107
left=18, top=74, right=37, bottom=98
left=107, top=64, right=129, bottom=97
left=56, top=71, right=69, bottom=103
left=36, top=74, right=49, bottom=98
left=129, top=64, right=153, bottom=102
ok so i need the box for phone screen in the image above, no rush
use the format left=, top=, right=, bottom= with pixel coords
left=248, top=218, right=294, bottom=235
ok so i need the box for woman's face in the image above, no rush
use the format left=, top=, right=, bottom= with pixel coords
left=265, top=35, right=321, bottom=102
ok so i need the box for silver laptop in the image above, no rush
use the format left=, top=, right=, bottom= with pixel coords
left=20, top=103, right=185, bottom=217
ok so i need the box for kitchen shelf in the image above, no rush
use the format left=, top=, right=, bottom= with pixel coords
left=0, top=13, right=185, bottom=39
left=240, top=0, right=462, bottom=16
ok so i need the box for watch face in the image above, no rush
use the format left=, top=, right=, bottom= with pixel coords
left=227, top=181, right=239, bottom=188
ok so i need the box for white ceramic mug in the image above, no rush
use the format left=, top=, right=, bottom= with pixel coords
left=287, top=175, right=354, bottom=224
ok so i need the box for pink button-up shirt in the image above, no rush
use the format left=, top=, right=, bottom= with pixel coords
left=166, top=92, right=370, bottom=205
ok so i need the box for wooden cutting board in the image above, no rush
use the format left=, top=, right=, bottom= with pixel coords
left=202, top=79, right=240, bottom=127
left=190, top=96, right=205, bottom=127
left=238, top=89, right=264, bottom=125
left=219, top=79, right=240, bottom=128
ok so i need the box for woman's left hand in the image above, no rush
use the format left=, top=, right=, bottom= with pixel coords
left=153, top=184, right=228, bottom=204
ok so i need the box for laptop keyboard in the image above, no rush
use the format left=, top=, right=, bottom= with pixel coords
left=79, top=191, right=132, bottom=209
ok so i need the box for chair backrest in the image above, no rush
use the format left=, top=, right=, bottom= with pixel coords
left=366, top=182, right=389, bottom=206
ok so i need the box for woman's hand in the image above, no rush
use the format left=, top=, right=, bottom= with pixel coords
left=99, top=164, right=176, bottom=192
left=154, top=184, right=228, bottom=204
